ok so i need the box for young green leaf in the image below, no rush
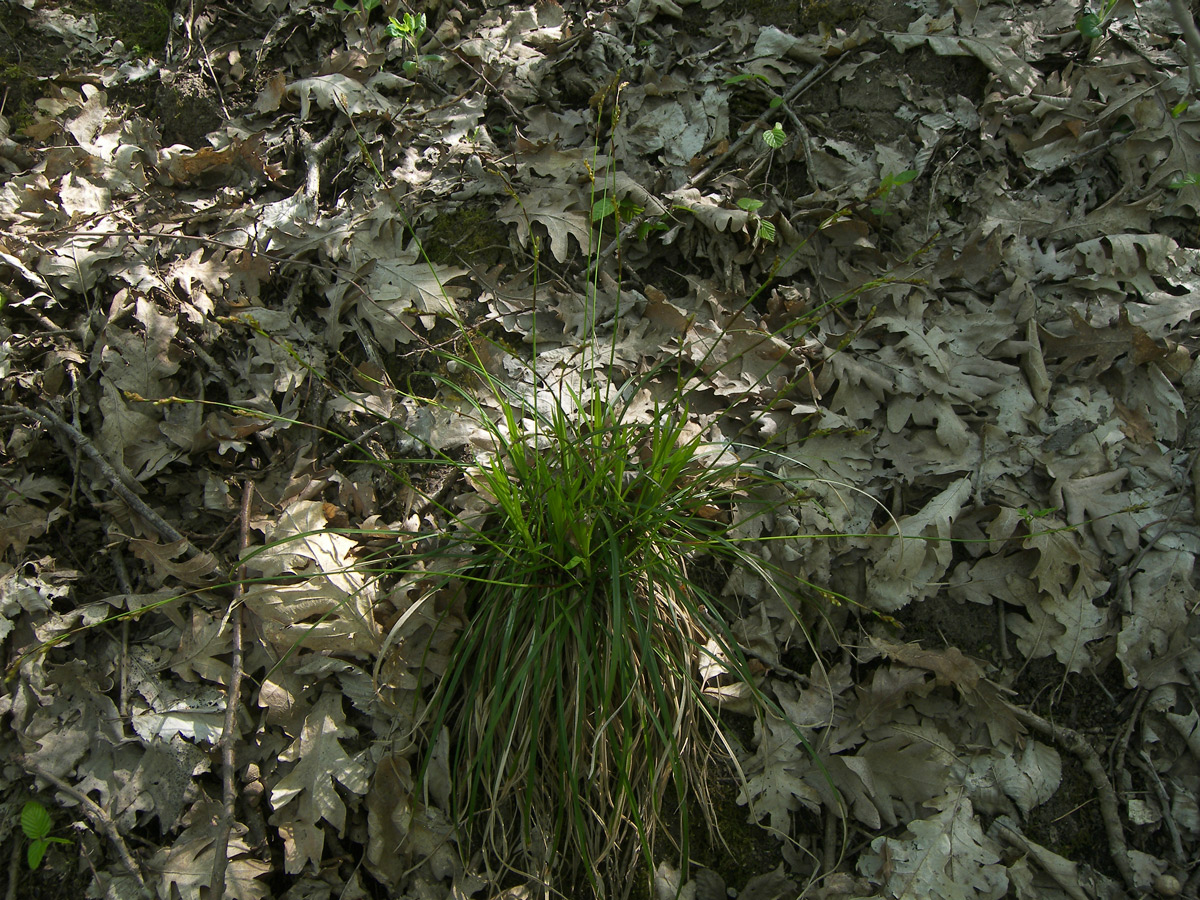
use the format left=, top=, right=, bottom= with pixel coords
left=737, top=198, right=765, bottom=212
left=762, top=123, right=786, bottom=150
left=1077, top=12, right=1103, bottom=39
left=387, top=12, right=426, bottom=43
left=21, top=800, right=52, bottom=841
left=592, top=197, right=617, bottom=222
left=723, top=73, right=769, bottom=85
left=618, top=198, right=645, bottom=219
left=636, top=218, right=669, bottom=240
left=21, top=800, right=68, bottom=870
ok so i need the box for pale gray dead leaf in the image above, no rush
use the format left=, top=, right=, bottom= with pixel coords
left=499, top=183, right=592, bottom=263
left=241, top=500, right=381, bottom=656
left=150, top=809, right=269, bottom=900
left=867, top=477, right=972, bottom=611
left=858, top=792, right=1008, bottom=900
left=991, top=740, right=1062, bottom=816
left=269, top=691, right=370, bottom=870
left=886, top=15, right=1040, bottom=95
left=1118, top=550, right=1194, bottom=688
left=1004, top=525, right=1109, bottom=672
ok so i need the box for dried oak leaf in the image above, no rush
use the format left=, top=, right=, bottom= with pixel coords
left=1039, top=307, right=1166, bottom=375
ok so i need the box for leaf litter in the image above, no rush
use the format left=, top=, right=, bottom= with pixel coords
left=1, top=0, right=1199, bottom=897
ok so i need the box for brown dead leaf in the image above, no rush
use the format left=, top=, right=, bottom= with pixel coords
left=870, top=636, right=983, bottom=690
left=129, top=536, right=220, bottom=586
left=1039, top=307, right=1167, bottom=375
left=870, top=636, right=1023, bottom=745
left=1115, top=399, right=1155, bottom=443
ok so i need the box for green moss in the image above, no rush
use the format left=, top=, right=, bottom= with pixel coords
left=420, top=205, right=510, bottom=268
left=110, top=1, right=170, bottom=57
left=628, top=763, right=785, bottom=900
left=691, top=776, right=786, bottom=888
left=76, top=0, right=171, bottom=58
left=1, top=64, right=39, bottom=131
left=730, top=0, right=866, bottom=29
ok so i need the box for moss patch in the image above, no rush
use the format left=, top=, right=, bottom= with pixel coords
left=87, top=0, right=171, bottom=57
left=729, top=0, right=866, bottom=30
left=1, top=63, right=41, bottom=132
left=420, top=205, right=510, bottom=268
left=627, top=760, right=785, bottom=900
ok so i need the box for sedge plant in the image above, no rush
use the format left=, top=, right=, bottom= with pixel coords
left=380, top=113, right=887, bottom=896
left=412, top=359, right=794, bottom=894
left=357, top=82, right=954, bottom=895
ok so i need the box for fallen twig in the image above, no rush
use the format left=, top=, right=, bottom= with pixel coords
left=1170, top=0, right=1200, bottom=95
left=0, top=403, right=225, bottom=581
left=22, top=761, right=152, bottom=899
left=209, top=479, right=254, bottom=900
left=598, top=56, right=842, bottom=261
left=1003, top=701, right=1138, bottom=894
left=1133, top=750, right=1186, bottom=867
left=5, top=836, right=19, bottom=900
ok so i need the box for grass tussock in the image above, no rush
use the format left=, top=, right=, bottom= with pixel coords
left=411, top=359, right=799, bottom=896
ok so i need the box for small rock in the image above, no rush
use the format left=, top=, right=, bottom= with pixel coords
left=1154, top=874, right=1181, bottom=897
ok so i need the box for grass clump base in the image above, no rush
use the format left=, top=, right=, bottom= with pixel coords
left=413, top=362, right=792, bottom=898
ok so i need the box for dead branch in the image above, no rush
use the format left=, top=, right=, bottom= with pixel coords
left=22, top=761, right=152, bottom=899
left=1170, top=0, right=1200, bottom=94
left=1003, top=701, right=1138, bottom=894
left=209, top=479, right=254, bottom=900
left=0, top=403, right=226, bottom=582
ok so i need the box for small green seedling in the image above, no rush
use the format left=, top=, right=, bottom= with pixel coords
left=737, top=197, right=775, bottom=243
left=1077, top=11, right=1103, bottom=38
left=21, top=800, right=72, bottom=870
left=725, top=71, right=785, bottom=108
left=386, top=11, right=424, bottom=45
left=387, top=12, right=441, bottom=75
left=1076, top=0, right=1120, bottom=40
left=1169, top=172, right=1200, bottom=189
left=333, top=0, right=379, bottom=13
left=1018, top=506, right=1060, bottom=522
left=762, top=122, right=786, bottom=150
left=871, top=169, right=918, bottom=217
left=591, top=195, right=643, bottom=224
left=635, top=212, right=676, bottom=241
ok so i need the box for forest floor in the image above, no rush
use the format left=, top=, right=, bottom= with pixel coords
left=1, top=0, right=1200, bottom=898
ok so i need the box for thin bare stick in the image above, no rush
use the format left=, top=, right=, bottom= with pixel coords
left=1133, top=750, right=1186, bottom=866
left=598, top=57, right=841, bottom=261
left=22, top=761, right=152, bottom=898
left=688, top=58, right=838, bottom=192
left=1170, top=0, right=1200, bottom=94
left=209, top=479, right=254, bottom=900
left=0, top=404, right=225, bottom=581
left=111, top=546, right=134, bottom=719
left=1003, top=701, right=1137, bottom=893
left=5, top=835, right=19, bottom=900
